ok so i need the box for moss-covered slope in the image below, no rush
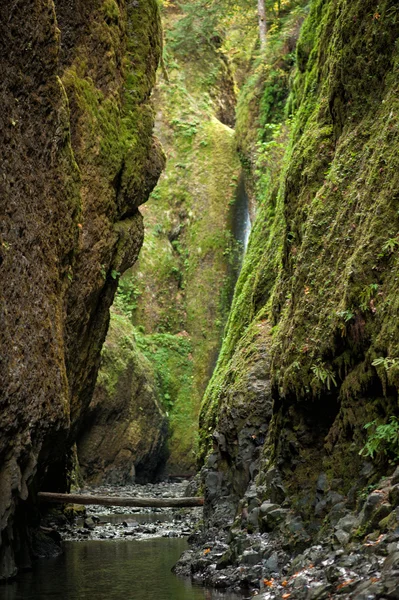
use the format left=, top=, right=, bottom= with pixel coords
left=200, top=0, right=399, bottom=525
left=78, top=315, right=168, bottom=484
left=0, top=0, right=162, bottom=579
left=100, top=5, right=242, bottom=474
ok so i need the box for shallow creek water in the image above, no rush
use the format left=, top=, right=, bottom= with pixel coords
left=1, top=537, right=240, bottom=600
left=0, top=482, right=244, bottom=600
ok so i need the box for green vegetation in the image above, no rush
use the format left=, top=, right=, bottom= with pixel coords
left=106, top=2, right=242, bottom=471
left=199, top=0, right=399, bottom=507
left=199, top=0, right=309, bottom=461
left=360, top=417, right=399, bottom=464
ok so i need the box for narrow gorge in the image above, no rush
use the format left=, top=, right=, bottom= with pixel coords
left=1, top=0, right=399, bottom=599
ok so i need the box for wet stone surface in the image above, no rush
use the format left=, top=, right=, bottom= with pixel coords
left=175, top=527, right=399, bottom=599
left=44, top=481, right=202, bottom=543
left=39, top=476, right=399, bottom=600
left=173, top=469, right=399, bottom=599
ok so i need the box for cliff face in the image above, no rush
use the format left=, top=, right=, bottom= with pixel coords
left=200, top=0, right=399, bottom=531
left=91, top=3, right=242, bottom=477
left=0, top=0, right=163, bottom=579
left=77, top=315, right=168, bottom=485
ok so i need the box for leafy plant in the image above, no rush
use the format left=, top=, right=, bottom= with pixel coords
left=337, top=309, right=355, bottom=322
left=114, top=276, right=141, bottom=318
left=359, top=417, right=399, bottom=464
left=311, top=362, right=337, bottom=390
left=381, top=237, right=399, bottom=254
left=359, top=283, right=379, bottom=312
left=372, top=356, right=397, bottom=371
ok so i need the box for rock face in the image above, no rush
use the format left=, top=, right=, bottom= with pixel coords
left=0, top=0, right=163, bottom=580
left=78, top=315, right=168, bottom=485
left=200, top=0, right=399, bottom=534
left=104, top=4, right=242, bottom=475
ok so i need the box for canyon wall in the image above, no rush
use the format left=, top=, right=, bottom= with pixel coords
left=200, top=0, right=399, bottom=531
left=82, top=3, right=242, bottom=479
left=0, top=0, right=163, bottom=579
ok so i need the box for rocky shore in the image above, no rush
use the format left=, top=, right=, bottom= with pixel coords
left=39, top=482, right=201, bottom=547
left=174, top=470, right=399, bottom=600
left=34, top=473, right=399, bottom=600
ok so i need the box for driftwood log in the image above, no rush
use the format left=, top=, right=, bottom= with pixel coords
left=38, top=492, right=204, bottom=508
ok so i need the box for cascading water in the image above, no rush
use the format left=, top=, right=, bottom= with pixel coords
left=232, top=172, right=252, bottom=259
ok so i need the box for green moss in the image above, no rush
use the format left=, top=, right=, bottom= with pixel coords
left=199, top=0, right=399, bottom=512
left=107, top=6, right=241, bottom=470
left=97, top=312, right=157, bottom=397
left=62, top=0, right=162, bottom=221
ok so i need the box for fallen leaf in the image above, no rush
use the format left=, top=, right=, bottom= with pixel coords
left=336, top=579, right=353, bottom=590
left=203, top=548, right=211, bottom=555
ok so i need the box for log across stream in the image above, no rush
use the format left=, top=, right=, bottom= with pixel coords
left=38, top=492, right=204, bottom=508
left=1, top=482, right=242, bottom=600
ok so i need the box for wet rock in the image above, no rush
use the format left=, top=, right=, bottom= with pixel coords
left=335, top=513, right=358, bottom=533
left=241, top=550, right=262, bottom=565
left=264, top=468, right=287, bottom=504
left=263, top=551, right=279, bottom=574
left=389, top=484, right=399, bottom=507
left=260, top=502, right=280, bottom=516
left=216, top=548, right=234, bottom=570
left=308, top=582, right=333, bottom=599
left=262, top=508, right=289, bottom=532
left=359, top=492, right=385, bottom=526
left=327, top=503, right=350, bottom=527
left=383, top=550, right=399, bottom=572
left=248, top=507, right=260, bottom=528
left=316, top=473, right=329, bottom=494
left=391, top=467, right=399, bottom=487
left=334, top=529, right=350, bottom=545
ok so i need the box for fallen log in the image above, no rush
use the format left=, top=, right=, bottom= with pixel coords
left=38, top=492, right=204, bottom=508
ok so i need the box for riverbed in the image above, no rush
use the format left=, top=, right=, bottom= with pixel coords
left=0, top=482, right=244, bottom=600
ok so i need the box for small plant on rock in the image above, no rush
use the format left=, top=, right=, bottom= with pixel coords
left=359, top=417, right=399, bottom=464
left=311, top=362, right=337, bottom=390
left=372, top=356, right=397, bottom=371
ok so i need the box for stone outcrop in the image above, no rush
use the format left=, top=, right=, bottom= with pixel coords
left=0, top=0, right=163, bottom=579
left=78, top=314, right=168, bottom=485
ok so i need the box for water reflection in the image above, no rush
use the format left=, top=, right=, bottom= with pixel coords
left=0, top=538, right=242, bottom=600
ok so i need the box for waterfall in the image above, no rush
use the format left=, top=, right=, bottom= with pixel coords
left=232, top=172, right=252, bottom=258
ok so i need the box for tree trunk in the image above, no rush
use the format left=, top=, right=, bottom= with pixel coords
left=37, top=492, right=204, bottom=508
left=257, top=0, right=267, bottom=51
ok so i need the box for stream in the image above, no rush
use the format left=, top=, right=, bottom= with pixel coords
left=0, top=482, right=244, bottom=600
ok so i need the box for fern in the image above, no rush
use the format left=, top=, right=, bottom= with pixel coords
left=311, top=362, right=337, bottom=390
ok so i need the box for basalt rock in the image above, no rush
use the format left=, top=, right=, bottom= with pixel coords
left=0, top=0, right=164, bottom=579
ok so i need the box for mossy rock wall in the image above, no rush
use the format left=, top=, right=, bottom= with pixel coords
left=0, top=0, right=162, bottom=579
left=200, top=0, right=399, bottom=526
left=108, top=6, right=242, bottom=474
left=78, top=315, right=168, bottom=484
